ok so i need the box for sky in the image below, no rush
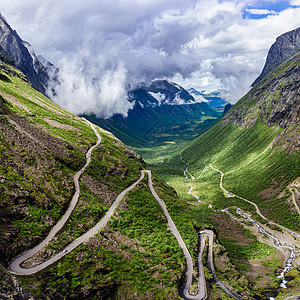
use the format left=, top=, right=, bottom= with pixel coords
left=1, top=0, right=300, bottom=117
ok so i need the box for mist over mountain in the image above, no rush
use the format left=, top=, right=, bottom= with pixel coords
left=84, top=80, right=221, bottom=147
left=3, top=1, right=300, bottom=119
left=187, top=88, right=228, bottom=112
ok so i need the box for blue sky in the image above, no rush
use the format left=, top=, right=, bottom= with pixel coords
left=243, top=0, right=297, bottom=19
left=1, top=0, right=300, bottom=116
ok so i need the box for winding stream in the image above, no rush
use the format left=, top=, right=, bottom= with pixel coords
left=183, top=163, right=298, bottom=297
left=236, top=208, right=296, bottom=288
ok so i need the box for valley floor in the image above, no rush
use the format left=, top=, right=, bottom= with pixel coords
left=132, top=134, right=300, bottom=299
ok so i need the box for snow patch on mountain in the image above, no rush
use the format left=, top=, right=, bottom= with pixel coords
left=148, top=90, right=202, bottom=106
left=173, top=92, right=188, bottom=105
left=22, top=41, right=41, bottom=73
left=148, top=92, right=166, bottom=105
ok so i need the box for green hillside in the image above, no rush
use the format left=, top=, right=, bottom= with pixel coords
left=149, top=51, right=300, bottom=298
left=84, top=80, right=221, bottom=148
left=157, top=51, right=300, bottom=224
left=0, top=60, right=261, bottom=299
left=181, top=51, right=300, bottom=223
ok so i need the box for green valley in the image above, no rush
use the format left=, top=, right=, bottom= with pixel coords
left=142, top=46, right=300, bottom=299
left=0, top=54, right=258, bottom=300
left=0, top=9, right=300, bottom=300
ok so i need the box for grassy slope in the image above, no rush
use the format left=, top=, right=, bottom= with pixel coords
left=0, top=63, right=178, bottom=298
left=156, top=53, right=300, bottom=228
left=0, top=62, right=257, bottom=299
left=85, top=101, right=220, bottom=148
left=145, top=54, right=300, bottom=296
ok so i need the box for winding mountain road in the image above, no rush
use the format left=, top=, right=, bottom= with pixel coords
left=8, top=161, right=211, bottom=299
left=9, top=122, right=149, bottom=275
left=9, top=121, right=101, bottom=275
left=8, top=125, right=243, bottom=300
left=145, top=170, right=208, bottom=300
left=184, top=162, right=300, bottom=296
left=201, top=230, right=241, bottom=300
left=209, top=164, right=300, bottom=238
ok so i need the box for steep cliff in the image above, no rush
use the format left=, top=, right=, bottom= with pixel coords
left=253, top=26, right=300, bottom=86
left=0, top=14, right=55, bottom=94
left=223, top=51, right=300, bottom=153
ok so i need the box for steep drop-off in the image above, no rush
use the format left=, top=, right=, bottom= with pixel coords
left=253, top=26, right=300, bottom=86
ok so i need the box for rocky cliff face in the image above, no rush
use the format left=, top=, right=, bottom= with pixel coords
left=223, top=49, right=300, bottom=153
left=0, top=45, right=14, bottom=66
left=253, top=26, right=300, bottom=86
left=0, top=14, right=55, bottom=94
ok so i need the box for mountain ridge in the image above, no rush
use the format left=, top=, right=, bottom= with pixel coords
left=85, top=80, right=221, bottom=147
left=223, top=50, right=300, bottom=153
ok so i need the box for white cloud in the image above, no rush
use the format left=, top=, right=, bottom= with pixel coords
left=47, top=52, right=133, bottom=118
left=290, top=0, right=300, bottom=6
left=1, top=0, right=300, bottom=114
left=245, top=8, right=277, bottom=15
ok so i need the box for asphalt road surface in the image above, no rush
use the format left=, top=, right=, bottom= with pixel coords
left=9, top=121, right=101, bottom=275
left=9, top=138, right=243, bottom=300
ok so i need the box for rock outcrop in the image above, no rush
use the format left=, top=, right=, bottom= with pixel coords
left=0, top=13, right=56, bottom=94
left=253, top=27, right=300, bottom=86
left=223, top=47, right=300, bottom=153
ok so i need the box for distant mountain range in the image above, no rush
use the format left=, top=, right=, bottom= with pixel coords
left=85, top=80, right=222, bottom=147
left=187, top=88, right=228, bottom=111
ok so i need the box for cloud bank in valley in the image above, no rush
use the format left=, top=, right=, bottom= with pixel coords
left=1, top=0, right=300, bottom=117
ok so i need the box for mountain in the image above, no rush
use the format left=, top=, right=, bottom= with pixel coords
left=1, top=55, right=259, bottom=300
left=222, top=103, right=233, bottom=115
left=0, top=13, right=56, bottom=94
left=141, top=79, right=195, bottom=105
left=0, top=59, right=181, bottom=299
left=188, top=88, right=228, bottom=111
left=85, top=80, right=221, bottom=147
left=252, top=26, right=300, bottom=86
left=153, top=29, right=300, bottom=298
